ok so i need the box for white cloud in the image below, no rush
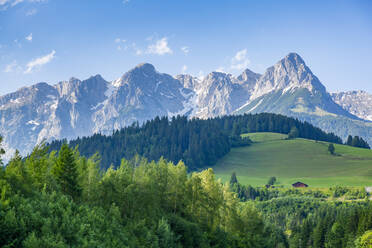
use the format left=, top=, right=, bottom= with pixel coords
left=0, top=0, right=10, bottom=5
left=135, top=48, right=143, bottom=55
left=24, top=50, right=55, bottom=74
left=1, top=0, right=46, bottom=11
left=4, top=60, right=17, bottom=72
left=197, top=70, right=205, bottom=80
left=181, top=46, right=189, bottom=55
left=115, top=38, right=127, bottom=51
left=147, top=37, right=172, bottom=55
left=26, top=8, right=37, bottom=15
left=234, top=49, right=247, bottom=61
left=130, top=42, right=143, bottom=55
left=117, top=45, right=128, bottom=51
left=230, top=48, right=250, bottom=70
left=25, top=33, right=32, bottom=41
left=123, top=0, right=129, bottom=4
left=11, top=0, right=23, bottom=7
left=181, top=65, right=187, bottom=74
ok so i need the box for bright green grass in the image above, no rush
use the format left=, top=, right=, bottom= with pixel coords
left=214, top=133, right=372, bottom=187
left=242, top=132, right=288, bottom=142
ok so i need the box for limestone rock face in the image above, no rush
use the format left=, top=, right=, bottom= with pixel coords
left=332, top=91, right=372, bottom=121
left=1, top=53, right=371, bottom=160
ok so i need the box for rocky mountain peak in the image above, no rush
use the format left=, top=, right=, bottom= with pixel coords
left=203, top=72, right=233, bottom=86
left=237, top=68, right=261, bottom=83
left=69, top=77, right=80, bottom=83
left=249, top=53, right=326, bottom=100
left=1, top=56, right=371, bottom=162
left=332, top=90, right=372, bottom=121
left=283, top=52, right=305, bottom=66
left=114, top=63, right=161, bottom=90
left=133, top=63, right=156, bottom=74
left=176, top=74, right=200, bottom=90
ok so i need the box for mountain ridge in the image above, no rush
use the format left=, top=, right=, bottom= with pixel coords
left=1, top=53, right=371, bottom=160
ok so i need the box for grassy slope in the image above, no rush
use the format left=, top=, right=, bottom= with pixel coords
left=214, top=132, right=372, bottom=187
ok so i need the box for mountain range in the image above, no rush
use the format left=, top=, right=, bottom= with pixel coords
left=1, top=52, right=371, bottom=160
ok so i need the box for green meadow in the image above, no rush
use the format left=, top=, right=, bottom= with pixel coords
left=213, top=132, right=372, bottom=187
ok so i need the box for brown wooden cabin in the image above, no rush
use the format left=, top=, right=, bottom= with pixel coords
left=292, top=182, right=308, bottom=188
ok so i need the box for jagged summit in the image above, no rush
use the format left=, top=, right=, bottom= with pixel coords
left=237, top=68, right=261, bottom=85
left=332, top=90, right=372, bottom=121
left=284, top=52, right=305, bottom=65
left=1, top=54, right=372, bottom=162
left=68, top=77, right=80, bottom=83
left=132, top=63, right=156, bottom=73
left=248, top=52, right=326, bottom=101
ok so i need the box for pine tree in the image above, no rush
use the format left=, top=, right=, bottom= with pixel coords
left=52, top=144, right=81, bottom=199
left=267, top=176, right=276, bottom=186
left=346, top=135, right=353, bottom=146
left=328, top=144, right=335, bottom=155
left=288, top=126, right=299, bottom=139
left=0, top=136, right=5, bottom=165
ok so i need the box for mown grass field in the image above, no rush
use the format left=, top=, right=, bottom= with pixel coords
left=214, top=132, right=372, bottom=187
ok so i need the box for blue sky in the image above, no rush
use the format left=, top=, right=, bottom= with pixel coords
left=0, top=0, right=371, bottom=95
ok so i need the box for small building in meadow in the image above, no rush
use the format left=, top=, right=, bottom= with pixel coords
left=292, top=182, right=308, bottom=188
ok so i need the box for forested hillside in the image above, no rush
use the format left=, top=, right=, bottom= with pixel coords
left=229, top=175, right=372, bottom=248
left=48, top=113, right=345, bottom=170
left=1, top=139, right=371, bottom=247
left=0, top=142, right=286, bottom=247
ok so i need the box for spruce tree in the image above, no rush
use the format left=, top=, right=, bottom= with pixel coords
left=346, top=135, right=353, bottom=146
left=288, top=126, right=299, bottom=139
left=230, top=172, right=238, bottom=186
left=0, top=136, right=5, bottom=165
left=328, top=144, right=335, bottom=155
left=53, top=144, right=81, bottom=199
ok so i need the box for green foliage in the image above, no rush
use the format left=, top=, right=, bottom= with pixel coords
left=48, top=113, right=344, bottom=170
left=214, top=133, right=372, bottom=187
left=346, top=135, right=370, bottom=149
left=288, top=126, right=299, bottom=139
left=0, top=136, right=5, bottom=165
left=328, top=143, right=335, bottom=155
left=230, top=172, right=238, bottom=186
left=0, top=143, right=281, bottom=247
left=52, top=144, right=81, bottom=199
left=267, top=176, right=276, bottom=186
left=1, top=134, right=371, bottom=247
left=355, top=230, right=372, bottom=248
left=331, top=186, right=367, bottom=199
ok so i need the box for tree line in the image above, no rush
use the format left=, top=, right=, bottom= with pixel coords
left=48, top=113, right=348, bottom=170
left=345, top=135, right=370, bottom=149
left=229, top=173, right=372, bottom=248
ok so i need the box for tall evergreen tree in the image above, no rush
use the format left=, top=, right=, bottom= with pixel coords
left=230, top=172, right=238, bottom=186
left=346, top=135, right=353, bottom=146
left=0, top=136, right=5, bottom=165
left=52, top=144, right=81, bottom=199
left=288, top=126, right=299, bottom=139
left=328, top=144, right=335, bottom=155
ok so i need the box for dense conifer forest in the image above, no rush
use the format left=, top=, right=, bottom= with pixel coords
left=48, top=113, right=347, bottom=170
